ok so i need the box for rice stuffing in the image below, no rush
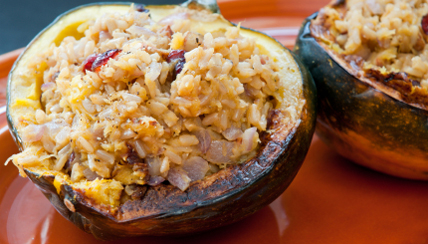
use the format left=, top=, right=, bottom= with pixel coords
left=9, top=4, right=289, bottom=194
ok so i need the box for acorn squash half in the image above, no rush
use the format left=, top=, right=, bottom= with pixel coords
left=7, top=0, right=316, bottom=239
left=295, top=2, right=428, bottom=180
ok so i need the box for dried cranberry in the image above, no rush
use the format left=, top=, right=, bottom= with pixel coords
left=167, top=50, right=186, bottom=75
left=166, top=50, right=185, bottom=63
left=83, top=49, right=121, bottom=73
left=422, top=14, right=428, bottom=35
left=175, top=59, right=185, bottom=74
left=82, top=53, right=99, bottom=73
left=135, top=4, right=149, bottom=13
left=92, top=49, right=121, bottom=72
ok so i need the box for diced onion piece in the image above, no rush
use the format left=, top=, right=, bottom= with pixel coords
left=194, top=129, right=211, bottom=153
left=222, top=126, right=243, bottom=141
left=206, top=140, right=234, bottom=164
left=242, top=127, right=258, bottom=153
left=148, top=175, right=165, bottom=186
left=182, top=156, right=209, bottom=182
left=167, top=167, right=191, bottom=191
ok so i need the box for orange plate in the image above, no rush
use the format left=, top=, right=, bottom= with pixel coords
left=2, top=0, right=428, bottom=243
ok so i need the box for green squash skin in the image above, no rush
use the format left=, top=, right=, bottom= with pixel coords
left=295, top=14, right=428, bottom=180
left=9, top=2, right=317, bottom=240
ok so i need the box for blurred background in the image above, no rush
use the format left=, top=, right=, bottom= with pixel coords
left=0, top=0, right=329, bottom=55
left=0, top=0, right=181, bottom=55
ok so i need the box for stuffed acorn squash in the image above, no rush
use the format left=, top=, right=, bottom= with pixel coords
left=7, top=0, right=316, bottom=239
left=295, top=0, right=428, bottom=180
